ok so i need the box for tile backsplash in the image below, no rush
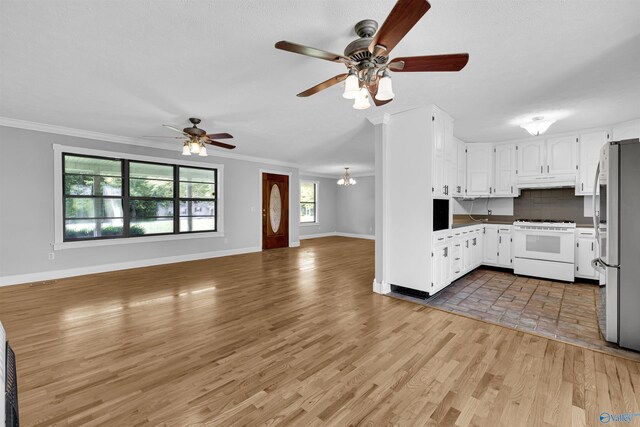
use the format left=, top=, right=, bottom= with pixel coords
left=453, top=188, right=592, bottom=225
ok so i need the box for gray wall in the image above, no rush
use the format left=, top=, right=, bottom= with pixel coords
left=298, top=175, right=337, bottom=237
left=336, top=175, right=375, bottom=236
left=0, top=126, right=299, bottom=282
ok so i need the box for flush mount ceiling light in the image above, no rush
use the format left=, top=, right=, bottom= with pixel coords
left=274, top=0, right=469, bottom=110
left=144, top=118, right=236, bottom=156
left=520, top=116, right=557, bottom=136
left=337, top=167, right=357, bottom=186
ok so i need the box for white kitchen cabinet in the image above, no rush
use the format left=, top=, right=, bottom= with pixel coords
left=472, top=231, right=483, bottom=267
left=493, top=144, right=517, bottom=197
left=497, top=227, right=512, bottom=267
left=432, top=110, right=455, bottom=198
left=444, top=118, right=457, bottom=197
left=455, top=138, right=466, bottom=196
left=482, top=225, right=499, bottom=265
left=466, top=144, right=493, bottom=197
left=516, top=137, right=577, bottom=188
left=431, top=243, right=451, bottom=294
left=576, top=130, right=608, bottom=195
left=463, top=233, right=473, bottom=272
left=432, top=111, right=446, bottom=198
left=516, top=140, right=545, bottom=177
left=546, top=135, right=577, bottom=175
left=612, top=119, right=640, bottom=141
left=575, top=229, right=598, bottom=280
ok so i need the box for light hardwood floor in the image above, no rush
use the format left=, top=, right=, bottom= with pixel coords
left=0, top=237, right=638, bottom=426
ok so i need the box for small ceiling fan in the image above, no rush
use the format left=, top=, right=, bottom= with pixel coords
left=148, top=118, right=235, bottom=156
left=275, top=0, right=469, bottom=109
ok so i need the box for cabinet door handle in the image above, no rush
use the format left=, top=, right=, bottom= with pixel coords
left=444, top=247, right=448, bottom=257
left=591, top=242, right=594, bottom=251
left=511, top=185, right=513, bottom=193
left=581, top=183, right=584, bottom=191
left=541, top=165, right=543, bottom=173
left=499, top=236, right=502, bottom=244
left=547, top=165, right=550, bottom=173
left=466, top=241, right=469, bottom=248
left=457, top=185, right=461, bottom=193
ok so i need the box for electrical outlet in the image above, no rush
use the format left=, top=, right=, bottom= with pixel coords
left=487, top=209, right=492, bottom=216
left=48, top=252, right=55, bottom=261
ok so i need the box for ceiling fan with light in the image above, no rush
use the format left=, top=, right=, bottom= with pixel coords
left=147, top=118, right=235, bottom=156
left=275, top=0, right=469, bottom=110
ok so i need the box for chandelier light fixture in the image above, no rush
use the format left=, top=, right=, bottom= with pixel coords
left=520, top=116, right=557, bottom=136
left=337, top=167, right=357, bottom=186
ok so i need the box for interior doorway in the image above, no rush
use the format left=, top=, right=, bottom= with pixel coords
left=262, top=173, right=289, bottom=249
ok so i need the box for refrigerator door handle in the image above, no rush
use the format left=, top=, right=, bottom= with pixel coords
left=592, top=162, right=600, bottom=243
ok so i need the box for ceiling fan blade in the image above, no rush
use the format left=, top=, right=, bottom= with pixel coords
left=204, top=140, right=236, bottom=150
left=388, top=53, right=469, bottom=72
left=275, top=41, right=356, bottom=65
left=367, top=80, right=393, bottom=107
left=369, top=0, right=431, bottom=57
left=142, top=136, right=186, bottom=139
left=162, top=124, right=187, bottom=135
left=205, top=132, right=233, bottom=140
left=297, top=73, right=348, bottom=97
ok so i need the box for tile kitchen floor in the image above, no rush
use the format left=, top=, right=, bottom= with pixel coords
left=418, top=268, right=640, bottom=362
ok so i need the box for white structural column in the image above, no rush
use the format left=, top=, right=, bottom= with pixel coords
left=369, top=113, right=390, bottom=294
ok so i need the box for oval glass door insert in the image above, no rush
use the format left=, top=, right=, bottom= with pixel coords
left=269, top=184, right=282, bottom=233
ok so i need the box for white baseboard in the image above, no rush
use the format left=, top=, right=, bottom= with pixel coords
left=335, top=232, right=375, bottom=240
left=0, top=246, right=262, bottom=287
left=290, top=241, right=301, bottom=247
left=300, top=231, right=375, bottom=241
left=372, top=279, right=391, bottom=294
left=299, top=232, right=337, bottom=240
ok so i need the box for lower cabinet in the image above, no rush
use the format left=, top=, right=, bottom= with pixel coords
left=431, top=243, right=451, bottom=294
left=575, top=229, right=598, bottom=280
left=497, top=227, right=513, bottom=267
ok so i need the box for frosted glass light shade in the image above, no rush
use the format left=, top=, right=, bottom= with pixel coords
left=182, top=144, right=191, bottom=156
left=353, top=88, right=371, bottom=110
left=520, top=117, right=556, bottom=136
left=190, top=140, right=201, bottom=154
left=375, top=75, right=395, bottom=101
left=198, top=144, right=208, bottom=156
left=343, top=73, right=359, bottom=99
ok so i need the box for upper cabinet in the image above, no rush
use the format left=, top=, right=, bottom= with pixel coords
left=547, top=136, right=577, bottom=175
left=517, top=140, right=545, bottom=178
left=612, top=119, right=640, bottom=141
left=465, top=144, right=493, bottom=197
left=431, top=109, right=454, bottom=198
left=576, top=130, right=609, bottom=195
left=454, top=137, right=466, bottom=196
left=493, top=144, right=517, bottom=197
left=516, top=136, right=576, bottom=188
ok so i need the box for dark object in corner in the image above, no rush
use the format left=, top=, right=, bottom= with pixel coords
left=391, top=285, right=428, bottom=300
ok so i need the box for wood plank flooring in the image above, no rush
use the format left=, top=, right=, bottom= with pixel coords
left=0, top=237, right=638, bottom=426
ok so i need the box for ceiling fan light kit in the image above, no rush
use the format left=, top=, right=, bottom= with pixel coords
left=520, top=116, right=557, bottom=136
left=154, top=117, right=236, bottom=156
left=275, top=0, right=469, bottom=109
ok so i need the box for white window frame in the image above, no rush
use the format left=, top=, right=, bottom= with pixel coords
left=53, top=144, right=224, bottom=250
left=300, top=180, right=319, bottom=225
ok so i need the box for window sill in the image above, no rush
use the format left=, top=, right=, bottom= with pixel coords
left=300, top=222, right=320, bottom=227
left=54, top=231, right=225, bottom=251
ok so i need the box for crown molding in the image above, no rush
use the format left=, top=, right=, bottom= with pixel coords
left=367, top=113, right=390, bottom=126
left=0, top=116, right=301, bottom=169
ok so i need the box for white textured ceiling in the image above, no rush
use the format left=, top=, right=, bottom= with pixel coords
left=1, top=0, right=640, bottom=175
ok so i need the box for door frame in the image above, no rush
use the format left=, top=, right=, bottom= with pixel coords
left=258, top=169, right=296, bottom=249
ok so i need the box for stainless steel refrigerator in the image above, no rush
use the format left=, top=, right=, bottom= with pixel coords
left=593, top=138, right=640, bottom=352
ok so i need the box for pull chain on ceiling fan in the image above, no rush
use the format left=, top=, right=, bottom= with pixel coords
left=275, top=0, right=469, bottom=109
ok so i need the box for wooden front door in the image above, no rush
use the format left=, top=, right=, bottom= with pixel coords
left=262, top=173, right=289, bottom=249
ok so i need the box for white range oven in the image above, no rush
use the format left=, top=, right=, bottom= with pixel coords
left=513, top=220, right=576, bottom=282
